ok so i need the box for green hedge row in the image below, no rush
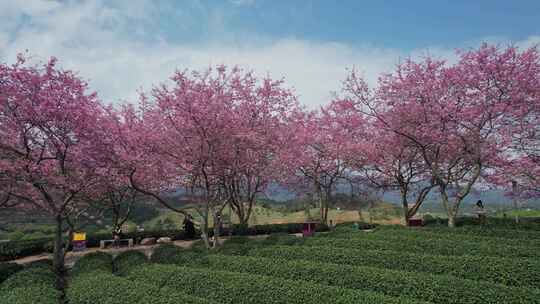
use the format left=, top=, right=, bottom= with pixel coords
left=1, top=223, right=328, bottom=262
left=0, top=265, right=60, bottom=304
left=184, top=254, right=540, bottom=304
left=0, top=238, right=52, bottom=261
left=418, top=225, right=540, bottom=240
left=127, top=264, right=428, bottom=304
left=71, top=251, right=114, bottom=277
left=423, top=217, right=540, bottom=231
left=306, top=235, right=540, bottom=258
left=68, top=271, right=215, bottom=304
left=70, top=250, right=150, bottom=277
left=377, top=224, right=540, bottom=241
left=0, top=262, right=23, bottom=283
left=325, top=227, right=540, bottom=248
left=0, top=258, right=53, bottom=283
left=248, top=245, right=540, bottom=288
left=150, top=244, right=210, bottom=266
left=113, top=250, right=148, bottom=276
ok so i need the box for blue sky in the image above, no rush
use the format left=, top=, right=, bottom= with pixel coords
left=141, top=0, right=540, bottom=49
left=1, top=1, right=539, bottom=107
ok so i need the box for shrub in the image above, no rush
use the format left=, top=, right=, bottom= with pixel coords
left=141, top=287, right=216, bottom=304
left=0, top=285, right=61, bottom=304
left=0, top=262, right=23, bottom=283
left=354, top=226, right=540, bottom=248
left=150, top=244, right=183, bottom=263
left=248, top=245, right=540, bottom=288
left=1, top=266, right=56, bottom=290
left=113, top=250, right=148, bottom=276
left=127, top=264, right=427, bottom=304
left=67, top=272, right=213, bottom=304
left=221, top=223, right=329, bottom=236
left=0, top=238, right=50, bottom=261
left=205, top=254, right=540, bottom=304
left=423, top=216, right=540, bottom=231
left=68, top=272, right=154, bottom=304
left=0, top=223, right=327, bottom=261
left=71, top=251, right=113, bottom=277
left=151, top=244, right=209, bottom=266
left=305, top=235, right=540, bottom=259
left=24, top=259, right=52, bottom=269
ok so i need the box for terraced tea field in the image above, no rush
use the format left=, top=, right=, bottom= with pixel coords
left=2, top=225, right=539, bottom=303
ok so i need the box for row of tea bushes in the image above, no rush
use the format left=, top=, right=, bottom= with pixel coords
left=248, top=245, right=540, bottom=288
left=419, top=224, right=540, bottom=240
left=127, top=264, right=428, bottom=304
left=70, top=250, right=148, bottom=278
left=325, top=227, right=540, bottom=248
left=180, top=254, right=540, bottom=304
left=0, top=238, right=52, bottom=261
left=305, top=235, right=540, bottom=258
left=378, top=224, right=540, bottom=240
left=0, top=264, right=60, bottom=304
left=68, top=271, right=215, bottom=304
left=1, top=222, right=328, bottom=262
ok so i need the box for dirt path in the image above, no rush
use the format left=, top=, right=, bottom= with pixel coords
left=11, top=234, right=279, bottom=267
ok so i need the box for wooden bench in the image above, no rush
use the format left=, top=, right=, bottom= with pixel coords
left=100, top=238, right=134, bottom=249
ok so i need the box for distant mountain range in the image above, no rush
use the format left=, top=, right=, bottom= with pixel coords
left=264, top=183, right=540, bottom=209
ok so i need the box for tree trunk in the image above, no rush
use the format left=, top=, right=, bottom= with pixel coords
left=513, top=199, right=520, bottom=224
left=236, top=210, right=249, bottom=227
left=212, top=211, right=221, bottom=249
left=200, top=210, right=211, bottom=249
left=53, top=215, right=66, bottom=292
left=400, top=191, right=410, bottom=226
left=447, top=212, right=456, bottom=228
left=438, top=187, right=457, bottom=228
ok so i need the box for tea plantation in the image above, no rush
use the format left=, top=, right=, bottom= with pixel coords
left=1, top=224, right=539, bottom=304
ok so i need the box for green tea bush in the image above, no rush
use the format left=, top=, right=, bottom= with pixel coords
left=305, top=235, right=540, bottom=258
left=151, top=244, right=209, bottom=266
left=420, top=224, right=540, bottom=240
left=140, top=287, right=216, bottom=304
left=127, top=264, right=427, bottom=304
left=204, top=254, right=540, bottom=304
left=248, top=245, right=540, bottom=288
left=0, top=238, right=50, bottom=261
left=0, top=285, right=61, bottom=304
left=0, top=264, right=59, bottom=304
left=340, top=227, right=540, bottom=248
left=423, top=217, right=540, bottom=231
left=150, top=244, right=183, bottom=263
left=113, top=250, right=148, bottom=276
left=71, top=251, right=113, bottom=277
left=0, top=262, right=23, bottom=283
left=24, top=259, right=52, bottom=269
left=1, top=266, right=55, bottom=290
left=67, top=271, right=213, bottom=304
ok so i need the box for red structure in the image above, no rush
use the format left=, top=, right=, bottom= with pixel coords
left=408, top=218, right=424, bottom=227
left=302, top=222, right=317, bottom=237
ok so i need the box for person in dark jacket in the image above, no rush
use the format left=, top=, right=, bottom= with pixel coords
left=183, top=215, right=196, bottom=239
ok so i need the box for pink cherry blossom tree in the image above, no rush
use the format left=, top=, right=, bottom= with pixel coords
left=118, top=66, right=297, bottom=248
left=281, top=99, right=366, bottom=224
left=334, top=79, right=435, bottom=225
left=0, top=55, right=114, bottom=288
left=357, top=44, right=540, bottom=227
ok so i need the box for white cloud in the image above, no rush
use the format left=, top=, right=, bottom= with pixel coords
left=0, top=1, right=535, bottom=109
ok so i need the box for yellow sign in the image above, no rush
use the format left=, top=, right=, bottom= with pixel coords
left=73, top=232, right=86, bottom=241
